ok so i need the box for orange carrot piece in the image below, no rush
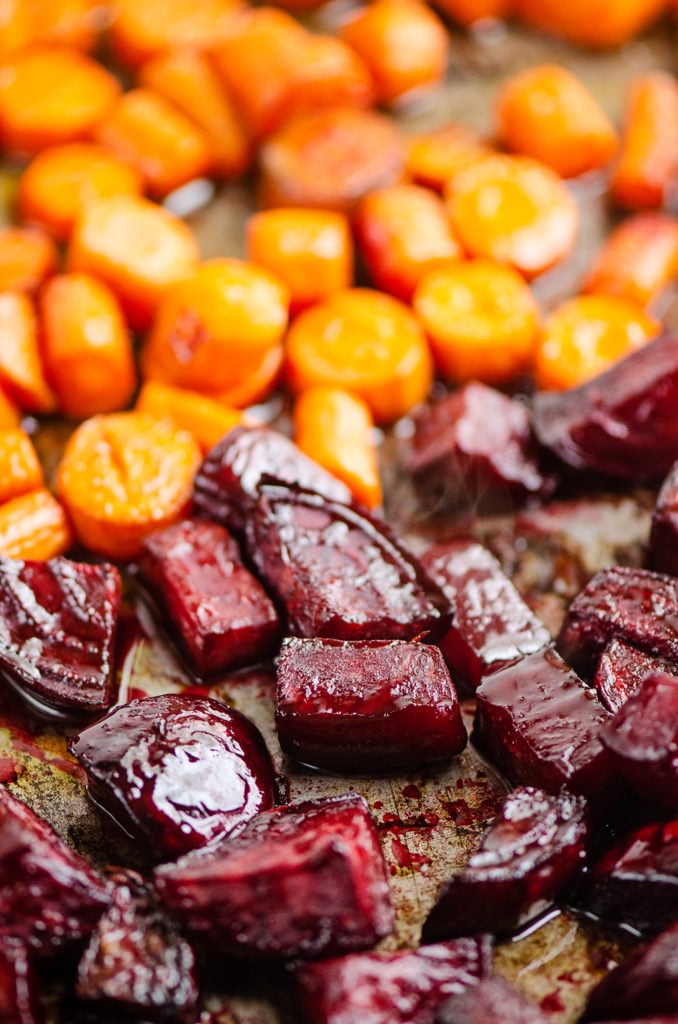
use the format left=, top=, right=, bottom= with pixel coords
left=0, top=429, right=43, bottom=504
left=446, top=153, right=579, bottom=279
left=56, top=412, right=201, bottom=560
left=216, top=345, right=285, bottom=409
left=610, top=72, right=678, bottom=211
left=110, top=0, right=243, bottom=69
left=294, top=386, right=382, bottom=509
left=432, top=0, right=510, bottom=24
left=0, top=488, right=72, bottom=560
left=0, top=292, right=55, bottom=413
left=0, top=390, right=21, bottom=429
left=246, top=208, right=353, bottom=314
left=583, top=214, right=678, bottom=309
left=136, top=381, right=242, bottom=453
left=535, top=294, right=660, bottom=390
left=406, top=123, right=492, bottom=193
left=24, top=0, right=104, bottom=52
left=513, top=0, right=668, bottom=48
left=0, top=2, right=33, bottom=61
left=413, top=258, right=540, bottom=385
left=0, top=46, right=121, bottom=154
left=95, top=88, right=213, bottom=199
left=285, top=288, right=433, bottom=424
left=67, top=195, right=200, bottom=331
left=340, top=0, right=449, bottom=105
left=355, top=184, right=462, bottom=302
left=496, top=64, right=618, bottom=179
left=139, top=50, right=251, bottom=180
left=0, top=227, right=58, bottom=295
left=18, top=143, right=143, bottom=243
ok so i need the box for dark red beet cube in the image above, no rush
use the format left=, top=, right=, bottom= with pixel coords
left=0, top=557, right=121, bottom=715
left=276, top=637, right=466, bottom=771
left=0, top=940, right=44, bottom=1024
left=421, top=540, right=551, bottom=692
left=137, top=518, right=280, bottom=676
left=406, top=383, right=554, bottom=513
left=69, top=693, right=277, bottom=861
left=295, top=936, right=492, bottom=1024
left=649, top=461, right=678, bottom=577
left=593, top=639, right=671, bottom=714
left=435, top=976, right=548, bottom=1024
left=76, top=868, right=198, bottom=1021
left=244, top=484, right=448, bottom=641
left=423, top=787, right=588, bottom=942
left=154, top=794, right=394, bottom=961
left=473, top=649, right=613, bottom=807
left=0, top=787, right=109, bottom=956
left=558, top=566, right=678, bottom=678
left=192, top=424, right=353, bottom=534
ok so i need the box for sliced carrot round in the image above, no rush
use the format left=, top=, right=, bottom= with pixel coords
left=0, top=226, right=57, bottom=294
left=0, top=292, right=55, bottom=413
left=0, top=488, right=72, bottom=561
left=513, top=0, right=667, bottom=49
left=406, top=122, right=492, bottom=193
left=110, top=0, right=243, bottom=69
left=0, top=429, right=43, bottom=504
left=135, top=381, right=242, bottom=454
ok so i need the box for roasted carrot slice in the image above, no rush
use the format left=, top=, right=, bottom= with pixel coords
left=0, top=429, right=43, bottom=504
left=610, top=72, right=678, bottom=211
left=0, top=488, right=72, bottom=560
left=216, top=345, right=285, bottom=409
left=110, top=0, right=243, bottom=69
left=0, top=1, right=32, bottom=60
left=0, top=226, right=57, bottom=295
left=24, top=0, right=103, bottom=52
left=513, top=0, right=668, bottom=47
left=432, top=0, right=510, bottom=24
left=136, top=382, right=242, bottom=453
left=57, top=412, right=201, bottom=560
left=0, top=292, right=55, bottom=413
left=583, top=214, right=678, bottom=309
left=67, top=194, right=200, bottom=331
left=446, top=153, right=578, bottom=279
left=406, top=123, right=492, bottom=193
left=285, top=288, right=433, bottom=424
left=0, top=390, right=21, bottom=429
left=18, top=143, right=143, bottom=243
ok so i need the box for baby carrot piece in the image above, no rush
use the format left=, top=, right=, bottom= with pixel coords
left=583, top=214, right=678, bottom=309
left=496, top=64, right=618, bottom=179
left=18, top=143, right=143, bottom=243
left=0, top=293, right=55, bottom=413
left=413, top=258, right=540, bottom=385
left=141, top=259, right=289, bottom=406
left=535, top=294, right=660, bottom=391
left=39, top=273, right=136, bottom=420
left=0, top=227, right=57, bottom=295
left=0, top=488, right=72, bottom=560
left=95, top=89, right=213, bottom=199
left=247, top=209, right=353, bottom=314
left=432, top=0, right=510, bottom=24
left=110, top=0, right=243, bottom=69
left=0, top=47, right=120, bottom=154
left=136, top=382, right=242, bottom=453
left=56, top=412, right=201, bottom=560
left=340, top=0, right=449, bottom=105
left=67, top=195, right=200, bottom=331
left=285, top=288, right=433, bottom=424
left=446, top=154, right=578, bottom=279
left=513, top=0, right=667, bottom=48
left=139, top=50, right=251, bottom=180
left=355, top=184, right=462, bottom=302
left=406, top=123, right=492, bottom=193
left=610, top=72, right=678, bottom=211
left=294, top=387, right=382, bottom=509
left=0, top=429, right=43, bottom=504
left=259, top=107, right=405, bottom=213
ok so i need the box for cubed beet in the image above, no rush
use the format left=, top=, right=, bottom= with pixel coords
left=69, top=693, right=277, bottom=861
left=0, top=940, right=44, bottom=1024
left=422, top=787, right=588, bottom=942
left=648, top=461, right=678, bottom=577
left=275, top=637, right=466, bottom=771
left=593, top=639, right=670, bottom=714
left=154, top=794, right=394, bottom=961
left=435, top=976, right=549, bottom=1024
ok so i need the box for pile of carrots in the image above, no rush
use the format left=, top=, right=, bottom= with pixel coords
left=0, top=0, right=675, bottom=562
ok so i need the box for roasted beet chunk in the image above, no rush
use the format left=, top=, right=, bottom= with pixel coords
left=70, top=693, right=277, bottom=861
left=649, top=461, right=678, bottom=577
left=423, top=787, right=588, bottom=942
left=244, top=484, right=448, bottom=641
left=137, top=518, right=280, bottom=676
left=0, top=787, right=109, bottom=956
left=192, top=424, right=353, bottom=534
left=406, top=383, right=553, bottom=514
left=473, top=649, right=613, bottom=807
left=76, top=869, right=198, bottom=1022
left=154, top=794, right=394, bottom=961
left=435, top=976, right=549, bottom=1024
left=0, top=557, right=121, bottom=715
left=532, top=332, right=678, bottom=482
left=0, top=940, right=44, bottom=1024
left=295, top=936, right=492, bottom=1024
left=275, top=637, right=466, bottom=771
left=593, top=639, right=670, bottom=714
left=558, top=566, right=678, bottom=677
left=421, top=540, right=551, bottom=692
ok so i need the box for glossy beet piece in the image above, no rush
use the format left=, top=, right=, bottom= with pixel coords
left=421, top=540, right=551, bottom=692
left=435, top=976, right=548, bottom=1024
left=0, top=941, right=44, bottom=1024
left=558, top=566, right=678, bottom=678
left=532, top=332, right=678, bottom=481
left=70, top=693, right=277, bottom=861
left=649, top=461, right=678, bottom=577
left=406, top=383, right=554, bottom=513
left=154, top=794, right=393, bottom=961
left=295, top=936, right=492, bottom=1024
left=137, top=518, right=280, bottom=676
left=276, top=637, right=466, bottom=771
left=473, top=648, right=613, bottom=807
left=244, top=484, right=448, bottom=641
left=0, top=787, right=109, bottom=956
left=593, top=639, right=671, bottom=714
left=193, top=424, right=353, bottom=534
left=0, top=557, right=121, bottom=715
left=76, top=869, right=197, bottom=1021
left=423, top=787, right=588, bottom=942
